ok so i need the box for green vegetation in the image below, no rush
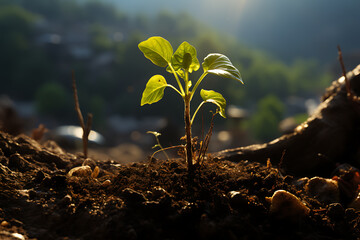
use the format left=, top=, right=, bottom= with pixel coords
left=249, top=95, right=284, bottom=142
left=139, top=36, right=242, bottom=172
left=0, top=0, right=333, bottom=142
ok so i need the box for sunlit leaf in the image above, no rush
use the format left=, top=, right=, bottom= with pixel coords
left=141, top=75, right=168, bottom=106
left=202, top=53, right=243, bottom=83
left=146, top=131, right=161, bottom=137
left=138, top=36, right=173, bottom=67
left=200, top=89, right=227, bottom=118
left=171, top=41, right=200, bottom=73
left=166, top=67, right=186, bottom=79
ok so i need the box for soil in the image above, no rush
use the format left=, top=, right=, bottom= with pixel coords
left=1, top=131, right=360, bottom=240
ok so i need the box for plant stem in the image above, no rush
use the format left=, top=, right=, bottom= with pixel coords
left=191, top=101, right=205, bottom=125
left=169, top=64, right=185, bottom=96
left=72, top=71, right=92, bottom=159
left=190, top=72, right=207, bottom=101
left=184, top=94, right=193, bottom=173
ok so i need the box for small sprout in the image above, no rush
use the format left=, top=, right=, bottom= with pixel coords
left=147, top=131, right=169, bottom=160
left=139, top=36, right=243, bottom=173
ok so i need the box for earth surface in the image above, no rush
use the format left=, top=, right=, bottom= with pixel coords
left=0, top=130, right=360, bottom=240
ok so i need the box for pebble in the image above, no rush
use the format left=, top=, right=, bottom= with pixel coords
left=267, top=190, right=310, bottom=221
left=305, top=176, right=339, bottom=203
left=59, top=194, right=72, bottom=206
left=101, top=179, right=111, bottom=187
left=82, top=158, right=97, bottom=169
left=348, top=192, right=360, bottom=210
left=327, top=203, right=344, bottom=221
left=67, top=165, right=92, bottom=177
left=1, top=220, right=9, bottom=227
left=228, top=190, right=249, bottom=208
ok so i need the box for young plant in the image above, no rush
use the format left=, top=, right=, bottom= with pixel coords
left=147, top=131, right=169, bottom=160
left=139, top=36, right=243, bottom=173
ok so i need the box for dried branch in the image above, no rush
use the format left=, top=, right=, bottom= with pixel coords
left=196, top=111, right=216, bottom=167
left=72, top=71, right=93, bottom=159
left=31, top=124, right=48, bottom=142
left=337, top=45, right=353, bottom=100
left=337, top=45, right=360, bottom=105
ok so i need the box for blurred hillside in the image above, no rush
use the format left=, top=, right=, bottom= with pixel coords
left=0, top=0, right=352, bottom=147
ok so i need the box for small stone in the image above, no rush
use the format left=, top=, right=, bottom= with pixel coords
left=1, top=220, right=10, bottom=227
left=348, top=192, right=360, bottom=210
left=327, top=203, right=344, bottom=221
left=305, top=177, right=339, bottom=203
left=11, top=232, right=26, bottom=240
left=67, top=165, right=92, bottom=178
left=82, top=158, right=97, bottom=169
left=345, top=208, right=357, bottom=221
left=294, top=177, right=309, bottom=189
left=59, top=194, right=72, bottom=206
left=267, top=190, right=310, bottom=221
left=228, top=190, right=249, bottom=208
left=101, top=179, right=111, bottom=187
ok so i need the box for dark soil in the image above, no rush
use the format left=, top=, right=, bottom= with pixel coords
left=1, top=131, right=360, bottom=240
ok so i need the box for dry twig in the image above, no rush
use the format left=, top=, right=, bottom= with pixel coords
left=337, top=45, right=360, bottom=103
left=72, top=71, right=93, bottom=159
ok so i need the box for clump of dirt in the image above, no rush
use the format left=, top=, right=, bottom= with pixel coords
left=0, top=131, right=360, bottom=240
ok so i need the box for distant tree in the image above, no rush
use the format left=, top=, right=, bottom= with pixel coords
left=35, top=82, right=72, bottom=120
left=250, top=95, right=285, bottom=142
left=0, top=5, right=49, bottom=99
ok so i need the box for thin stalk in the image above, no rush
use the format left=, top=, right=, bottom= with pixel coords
left=184, top=69, right=189, bottom=92
left=169, top=64, right=185, bottom=96
left=191, top=101, right=205, bottom=125
left=149, top=144, right=184, bottom=162
left=190, top=72, right=208, bottom=100
left=72, top=71, right=93, bottom=159
left=167, top=84, right=183, bottom=97
left=337, top=45, right=353, bottom=100
left=154, top=135, right=169, bottom=160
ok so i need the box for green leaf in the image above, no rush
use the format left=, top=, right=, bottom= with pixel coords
left=146, top=131, right=161, bottom=137
left=171, top=41, right=200, bottom=73
left=138, top=36, right=173, bottom=67
left=202, top=53, right=243, bottom=83
left=141, top=75, right=168, bottom=106
left=200, top=89, right=227, bottom=118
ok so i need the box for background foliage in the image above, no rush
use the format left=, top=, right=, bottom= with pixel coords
left=0, top=0, right=345, bottom=142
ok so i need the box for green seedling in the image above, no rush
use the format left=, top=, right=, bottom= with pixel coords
left=139, top=36, right=243, bottom=173
left=147, top=131, right=169, bottom=160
